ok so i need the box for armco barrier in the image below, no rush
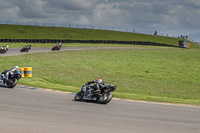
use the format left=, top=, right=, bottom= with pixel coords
left=0, top=38, right=179, bottom=47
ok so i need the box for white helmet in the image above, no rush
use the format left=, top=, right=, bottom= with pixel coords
left=14, top=66, right=19, bottom=69
left=97, top=78, right=102, bottom=84
left=7, top=45, right=9, bottom=48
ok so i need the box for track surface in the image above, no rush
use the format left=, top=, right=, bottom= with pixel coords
left=0, top=86, right=200, bottom=133
left=0, top=47, right=148, bottom=57
left=1, top=47, right=200, bottom=133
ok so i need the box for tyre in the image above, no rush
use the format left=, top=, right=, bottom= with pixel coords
left=74, top=91, right=84, bottom=101
left=6, top=78, right=18, bottom=88
left=97, top=93, right=113, bottom=104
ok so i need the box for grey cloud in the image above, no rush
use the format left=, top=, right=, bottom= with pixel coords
left=47, top=0, right=97, bottom=11
left=0, top=0, right=199, bottom=41
left=189, top=32, right=200, bottom=42
left=19, top=0, right=51, bottom=18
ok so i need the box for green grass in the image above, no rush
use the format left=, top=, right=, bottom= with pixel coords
left=1, top=47, right=200, bottom=105
left=1, top=24, right=199, bottom=48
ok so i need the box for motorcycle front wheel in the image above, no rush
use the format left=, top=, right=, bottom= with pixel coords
left=6, top=78, right=18, bottom=88
left=74, top=91, right=84, bottom=101
left=97, top=92, right=113, bottom=104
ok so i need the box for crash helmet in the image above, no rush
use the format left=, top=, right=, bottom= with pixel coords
left=97, top=78, right=102, bottom=84
left=7, top=45, right=9, bottom=48
left=14, top=66, right=19, bottom=69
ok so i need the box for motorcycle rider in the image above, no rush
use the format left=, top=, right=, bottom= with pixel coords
left=58, top=42, right=62, bottom=46
left=55, top=42, right=62, bottom=47
left=0, top=46, right=4, bottom=50
left=23, top=45, right=27, bottom=50
left=84, top=78, right=107, bottom=99
left=1, top=66, right=20, bottom=81
left=0, top=45, right=9, bottom=51
left=4, top=45, right=9, bottom=50
left=24, top=44, right=31, bottom=50
left=6, top=45, right=9, bottom=50
left=26, top=44, right=31, bottom=49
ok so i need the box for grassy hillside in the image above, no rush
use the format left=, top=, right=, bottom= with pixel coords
left=1, top=24, right=198, bottom=48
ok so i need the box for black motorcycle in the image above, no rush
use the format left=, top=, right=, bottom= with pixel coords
left=74, top=84, right=117, bottom=104
left=20, top=45, right=31, bottom=52
left=0, top=70, right=22, bottom=88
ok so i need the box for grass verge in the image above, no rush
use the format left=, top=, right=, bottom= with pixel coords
left=0, top=47, right=199, bottom=105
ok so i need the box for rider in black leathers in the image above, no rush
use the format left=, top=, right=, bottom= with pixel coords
left=23, top=45, right=31, bottom=51
left=84, top=79, right=107, bottom=98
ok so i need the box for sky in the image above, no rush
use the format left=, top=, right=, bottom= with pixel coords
left=0, top=0, right=200, bottom=42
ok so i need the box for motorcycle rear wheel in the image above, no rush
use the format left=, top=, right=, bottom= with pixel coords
left=1, top=50, right=6, bottom=54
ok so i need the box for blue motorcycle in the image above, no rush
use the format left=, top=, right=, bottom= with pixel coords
left=0, top=70, right=21, bottom=88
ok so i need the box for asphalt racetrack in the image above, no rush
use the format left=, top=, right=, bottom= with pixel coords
left=0, top=47, right=148, bottom=57
left=0, top=47, right=200, bottom=133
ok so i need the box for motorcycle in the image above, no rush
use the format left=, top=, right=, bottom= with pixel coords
left=0, top=45, right=9, bottom=54
left=0, top=47, right=7, bottom=54
left=20, top=45, right=31, bottom=52
left=52, top=42, right=62, bottom=51
left=0, top=70, right=22, bottom=88
left=74, top=84, right=117, bottom=104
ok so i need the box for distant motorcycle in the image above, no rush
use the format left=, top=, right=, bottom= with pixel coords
left=74, top=84, right=117, bottom=104
left=52, top=42, right=62, bottom=51
left=0, top=69, right=22, bottom=88
left=20, top=45, right=31, bottom=52
left=0, top=45, right=9, bottom=54
left=0, top=47, right=6, bottom=54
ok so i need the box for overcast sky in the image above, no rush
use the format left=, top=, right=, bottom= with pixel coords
left=0, top=0, right=199, bottom=41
